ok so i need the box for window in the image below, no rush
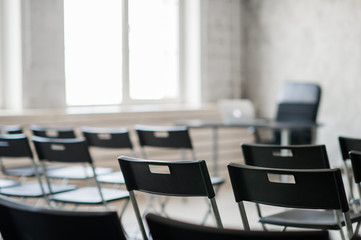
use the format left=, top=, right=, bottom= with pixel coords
left=64, top=0, right=180, bottom=106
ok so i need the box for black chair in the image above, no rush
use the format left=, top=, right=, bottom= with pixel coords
left=0, top=134, right=76, bottom=202
left=348, top=150, right=361, bottom=234
left=30, top=126, right=113, bottom=180
left=145, top=213, right=330, bottom=240
left=228, top=163, right=361, bottom=240
left=30, top=124, right=77, bottom=138
left=118, top=156, right=223, bottom=240
left=251, top=82, right=321, bottom=145
left=135, top=124, right=224, bottom=221
left=81, top=126, right=135, bottom=185
left=0, top=194, right=127, bottom=240
left=242, top=143, right=330, bottom=169
left=0, top=125, right=23, bottom=134
left=339, top=136, right=361, bottom=204
left=32, top=136, right=129, bottom=212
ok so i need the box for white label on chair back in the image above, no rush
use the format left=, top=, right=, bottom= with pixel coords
left=0, top=141, right=9, bottom=147
left=97, top=133, right=111, bottom=140
left=46, top=130, right=59, bottom=137
left=154, top=132, right=169, bottom=138
left=267, top=173, right=296, bottom=184
left=272, top=149, right=293, bottom=157
left=51, top=144, right=66, bottom=151
left=148, top=165, right=171, bottom=174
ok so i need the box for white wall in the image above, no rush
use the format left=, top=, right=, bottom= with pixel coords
left=242, top=0, right=361, bottom=165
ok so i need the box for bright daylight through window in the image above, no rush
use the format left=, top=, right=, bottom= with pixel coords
left=64, top=0, right=180, bottom=106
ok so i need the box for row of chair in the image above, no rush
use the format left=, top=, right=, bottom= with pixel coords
left=1, top=147, right=360, bottom=240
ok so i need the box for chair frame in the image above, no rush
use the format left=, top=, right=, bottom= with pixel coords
left=118, top=155, right=223, bottom=240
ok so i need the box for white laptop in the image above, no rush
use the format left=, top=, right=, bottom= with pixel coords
left=218, top=99, right=255, bottom=124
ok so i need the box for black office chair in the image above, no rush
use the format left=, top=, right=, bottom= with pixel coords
left=118, top=156, right=223, bottom=240
left=0, top=194, right=127, bottom=240
left=0, top=125, right=23, bottom=134
left=339, top=136, right=361, bottom=205
left=81, top=126, right=135, bottom=185
left=145, top=213, right=330, bottom=240
left=0, top=134, right=76, bottom=202
left=251, top=81, right=321, bottom=145
left=348, top=150, right=361, bottom=234
left=32, top=136, right=130, bottom=213
left=228, top=163, right=361, bottom=240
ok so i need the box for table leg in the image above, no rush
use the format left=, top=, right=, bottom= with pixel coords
left=280, top=128, right=290, bottom=146
left=211, top=127, right=218, bottom=177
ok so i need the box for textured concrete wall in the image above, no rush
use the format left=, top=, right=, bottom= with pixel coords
left=21, top=0, right=66, bottom=108
left=201, top=0, right=242, bottom=102
left=242, top=0, right=361, bottom=165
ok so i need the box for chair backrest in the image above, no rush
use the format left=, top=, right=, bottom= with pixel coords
left=134, top=125, right=193, bottom=149
left=145, top=213, right=330, bottom=240
left=242, top=143, right=330, bottom=169
left=228, top=163, right=348, bottom=211
left=81, top=126, right=133, bottom=149
left=32, top=136, right=92, bottom=164
left=118, top=156, right=214, bottom=197
left=227, top=163, right=350, bottom=231
left=276, top=82, right=321, bottom=123
left=30, top=125, right=76, bottom=138
left=0, top=134, right=33, bottom=158
left=0, top=125, right=23, bottom=134
left=349, top=151, right=361, bottom=184
left=0, top=194, right=127, bottom=240
left=118, top=155, right=222, bottom=239
left=339, top=136, right=361, bottom=162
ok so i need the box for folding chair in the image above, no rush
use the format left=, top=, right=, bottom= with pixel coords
left=135, top=124, right=224, bottom=216
left=0, top=125, right=23, bottom=134
left=0, top=134, right=76, bottom=204
left=30, top=125, right=112, bottom=180
left=339, top=136, right=361, bottom=204
left=0, top=194, right=127, bottom=240
left=145, top=213, right=330, bottom=240
left=81, top=126, right=135, bottom=185
left=118, top=156, right=223, bottom=240
left=32, top=136, right=129, bottom=214
left=228, top=163, right=361, bottom=240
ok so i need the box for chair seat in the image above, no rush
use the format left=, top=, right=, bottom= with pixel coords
left=0, top=182, right=76, bottom=197
left=210, top=176, right=225, bottom=186
left=4, top=165, right=61, bottom=177
left=46, top=166, right=113, bottom=179
left=0, top=179, right=20, bottom=188
left=97, top=171, right=125, bottom=184
left=259, top=209, right=361, bottom=230
left=49, top=187, right=130, bottom=204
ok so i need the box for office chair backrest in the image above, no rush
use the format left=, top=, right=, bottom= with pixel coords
left=135, top=125, right=193, bottom=149
left=32, top=136, right=92, bottom=164
left=339, top=136, right=361, bottom=162
left=0, top=134, right=33, bottom=158
left=145, top=213, right=330, bottom=240
left=276, top=82, right=321, bottom=123
left=349, top=151, right=361, bottom=184
left=228, top=163, right=349, bottom=212
left=118, top=156, right=214, bottom=197
left=242, top=143, right=330, bottom=169
left=0, top=195, right=127, bottom=240
left=82, top=126, right=133, bottom=149
left=0, top=125, right=23, bottom=134
left=30, top=125, right=77, bottom=138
